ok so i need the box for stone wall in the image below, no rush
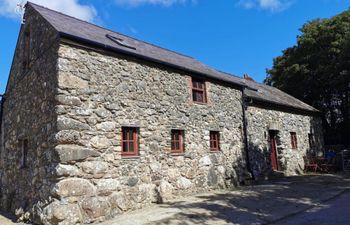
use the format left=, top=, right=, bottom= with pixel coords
left=0, top=6, right=325, bottom=224
left=5, top=5, right=58, bottom=93
left=44, top=42, right=246, bottom=224
left=0, top=5, right=59, bottom=223
left=246, top=106, right=324, bottom=178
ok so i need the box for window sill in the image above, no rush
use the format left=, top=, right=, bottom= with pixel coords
left=121, top=156, right=140, bottom=160
left=192, top=101, right=207, bottom=105
left=170, top=153, right=185, bottom=157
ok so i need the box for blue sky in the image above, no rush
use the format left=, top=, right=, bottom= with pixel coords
left=0, top=0, right=349, bottom=94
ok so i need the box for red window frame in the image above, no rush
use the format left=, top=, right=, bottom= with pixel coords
left=290, top=132, right=298, bottom=149
left=121, top=127, right=138, bottom=156
left=210, top=131, right=220, bottom=151
left=171, top=130, right=184, bottom=154
left=191, top=78, right=207, bottom=104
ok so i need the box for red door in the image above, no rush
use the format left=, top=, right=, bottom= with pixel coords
left=270, top=133, right=279, bottom=171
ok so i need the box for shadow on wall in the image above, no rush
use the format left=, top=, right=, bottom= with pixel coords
left=247, top=139, right=286, bottom=180
left=247, top=116, right=325, bottom=179
left=247, top=141, right=271, bottom=180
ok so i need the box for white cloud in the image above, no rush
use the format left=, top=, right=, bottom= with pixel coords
left=128, top=25, right=138, bottom=34
left=115, top=0, right=197, bottom=7
left=237, top=0, right=293, bottom=12
left=0, top=0, right=97, bottom=22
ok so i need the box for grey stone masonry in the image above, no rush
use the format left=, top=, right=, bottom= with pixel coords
left=48, top=43, right=246, bottom=224
left=0, top=4, right=324, bottom=225
left=246, top=106, right=324, bottom=178
left=0, top=5, right=59, bottom=223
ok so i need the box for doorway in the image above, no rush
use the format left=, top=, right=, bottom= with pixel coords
left=269, top=131, right=279, bottom=171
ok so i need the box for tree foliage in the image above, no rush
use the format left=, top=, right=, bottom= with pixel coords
left=265, top=10, right=350, bottom=146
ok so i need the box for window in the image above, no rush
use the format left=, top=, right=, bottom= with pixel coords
left=290, top=132, right=298, bottom=149
left=210, top=131, right=220, bottom=151
left=121, top=127, right=138, bottom=156
left=192, top=78, right=207, bottom=103
left=171, top=130, right=184, bottom=153
left=20, top=139, right=28, bottom=168
left=23, top=25, right=31, bottom=72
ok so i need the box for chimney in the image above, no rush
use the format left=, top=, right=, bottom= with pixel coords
left=243, top=74, right=255, bottom=82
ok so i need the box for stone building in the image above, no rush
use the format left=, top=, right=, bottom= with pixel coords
left=0, top=2, right=323, bottom=225
left=243, top=80, right=324, bottom=177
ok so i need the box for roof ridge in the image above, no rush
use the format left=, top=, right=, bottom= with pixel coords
left=216, top=69, right=243, bottom=80
left=261, top=84, right=317, bottom=109
left=27, top=1, right=195, bottom=60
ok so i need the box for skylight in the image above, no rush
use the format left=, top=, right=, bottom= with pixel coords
left=106, top=34, right=136, bottom=50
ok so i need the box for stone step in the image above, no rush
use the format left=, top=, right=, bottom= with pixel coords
left=253, top=170, right=287, bottom=182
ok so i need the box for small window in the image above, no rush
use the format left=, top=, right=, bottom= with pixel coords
left=192, top=78, right=207, bottom=104
left=210, top=131, right=220, bottom=151
left=121, top=127, right=138, bottom=156
left=171, top=130, right=184, bottom=154
left=290, top=132, right=298, bottom=149
left=23, top=25, right=31, bottom=72
left=20, top=139, right=28, bottom=168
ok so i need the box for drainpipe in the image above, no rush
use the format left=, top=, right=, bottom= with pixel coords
left=241, top=87, right=255, bottom=181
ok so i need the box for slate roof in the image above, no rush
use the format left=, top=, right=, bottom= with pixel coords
left=27, top=2, right=318, bottom=113
left=243, top=80, right=317, bottom=112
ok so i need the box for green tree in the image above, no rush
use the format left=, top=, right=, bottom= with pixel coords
left=265, top=10, right=350, bottom=146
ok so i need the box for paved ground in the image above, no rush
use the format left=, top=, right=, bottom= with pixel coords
left=274, top=191, right=350, bottom=225
left=2, top=173, right=350, bottom=225
left=102, top=173, right=350, bottom=225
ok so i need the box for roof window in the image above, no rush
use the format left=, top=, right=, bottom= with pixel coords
left=106, top=34, right=136, bottom=50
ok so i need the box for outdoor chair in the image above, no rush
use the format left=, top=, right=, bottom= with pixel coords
left=319, top=157, right=336, bottom=173
left=304, top=156, right=320, bottom=173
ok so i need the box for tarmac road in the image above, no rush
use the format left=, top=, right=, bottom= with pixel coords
left=273, top=191, right=350, bottom=225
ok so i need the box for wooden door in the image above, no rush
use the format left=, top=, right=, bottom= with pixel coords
left=270, top=133, right=278, bottom=171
